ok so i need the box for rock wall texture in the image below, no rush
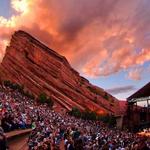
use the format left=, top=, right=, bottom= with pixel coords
left=0, top=31, right=120, bottom=114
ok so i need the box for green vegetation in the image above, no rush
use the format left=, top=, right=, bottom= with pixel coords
left=38, top=92, right=54, bottom=107
left=75, top=88, right=81, bottom=93
left=3, top=80, right=35, bottom=99
left=87, top=86, right=104, bottom=96
left=68, top=107, right=81, bottom=118
left=87, top=86, right=112, bottom=101
left=4, top=80, right=23, bottom=91
left=103, top=93, right=109, bottom=100
left=68, top=107, right=116, bottom=127
left=93, top=97, right=97, bottom=103
left=38, top=92, right=47, bottom=104
left=78, top=80, right=84, bottom=87
left=98, top=115, right=116, bottom=127
left=82, top=109, right=97, bottom=120
left=3, top=80, right=54, bottom=107
left=23, top=91, right=35, bottom=99
left=69, top=108, right=97, bottom=120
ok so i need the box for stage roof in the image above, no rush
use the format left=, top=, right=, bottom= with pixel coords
left=127, top=82, right=150, bottom=102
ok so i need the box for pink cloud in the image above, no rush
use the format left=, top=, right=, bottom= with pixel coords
left=127, top=64, right=150, bottom=81
left=128, top=68, right=143, bottom=80
left=0, top=0, right=150, bottom=79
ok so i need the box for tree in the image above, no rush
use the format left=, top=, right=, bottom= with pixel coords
left=103, top=93, right=109, bottom=100
left=81, top=110, right=97, bottom=120
left=3, top=80, right=11, bottom=87
left=38, top=92, right=54, bottom=108
left=69, top=107, right=81, bottom=118
left=38, top=92, right=47, bottom=104
left=98, top=115, right=116, bottom=127
left=24, top=91, right=35, bottom=99
left=108, top=115, right=116, bottom=127
left=46, top=97, right=54, bottom=107
left=68, top=107, right=99, bottom=120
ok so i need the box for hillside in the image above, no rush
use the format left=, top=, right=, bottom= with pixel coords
left=0, top=30, right=120, bottom=114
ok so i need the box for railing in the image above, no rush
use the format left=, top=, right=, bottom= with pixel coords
left=6, top=129, right=32, bottom=150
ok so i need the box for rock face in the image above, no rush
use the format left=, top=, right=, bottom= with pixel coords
left=0, top=30, right=120, bottom=114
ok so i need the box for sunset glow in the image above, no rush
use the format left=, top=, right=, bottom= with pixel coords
left=0, top=0, right=150, bottom=99
left=11, top=0, right=30, bottom=14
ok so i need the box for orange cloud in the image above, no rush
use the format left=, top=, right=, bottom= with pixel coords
left=127, top=63, right=150, bottom=81
left=0, top=0, right=150, bottom=80
left=128, top=68, right=143, bottom=81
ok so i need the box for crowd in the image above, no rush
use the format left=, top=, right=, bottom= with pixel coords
left=0, top=85, right=149, bottom=150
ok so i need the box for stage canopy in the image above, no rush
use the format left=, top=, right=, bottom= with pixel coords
left=127, top=82, right=150, bottom=103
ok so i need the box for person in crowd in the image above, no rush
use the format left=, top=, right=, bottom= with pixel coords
left=0, top=84, right=149, bottom=150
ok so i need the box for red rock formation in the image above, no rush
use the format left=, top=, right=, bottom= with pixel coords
left=0, top=30, right=120, bottom=114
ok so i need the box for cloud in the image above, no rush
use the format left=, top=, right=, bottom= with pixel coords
left=106, top=85, right=136, bottom=95
left=0, top=0, right=150, bottom=79
left=127, top=64, right=150, bottom=80
left=127, top=68, right=143, bottom=80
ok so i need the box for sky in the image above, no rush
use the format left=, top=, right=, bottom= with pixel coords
left=0, top=0, right=150, bottom=100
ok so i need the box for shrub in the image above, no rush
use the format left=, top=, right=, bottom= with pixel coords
left=81, top=109, right=97, bottom=120
left=98, top=115, right=116, bottom=127
left=38, top=92, right=54, bottom=108
left=93, top=97, right=97, bottom=103
left=87, top=86, right=104, bottom=96
left=38, top=92, right=47, bottom=104
left=69, top=108, right=97, bottom=120
left=69, top=108, right=116, bottom=126
left=103, top=93, right=109, bottom=100
left=68, top=107, right=81, bottom=118
left=24, top=91, right=35, bottom=99
left=3, top=80, right=11, bottom=87
left=3, top=80, right=24, bottom=91
left=46, top=97, right=54, bottom=107
left=3, top=80, right=35, bottom=99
